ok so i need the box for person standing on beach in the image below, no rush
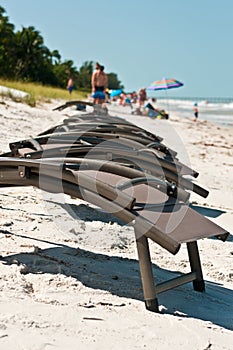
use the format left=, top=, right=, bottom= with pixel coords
left=193, top=102, right=198, bottom=121
left=91, top=63, right=108, bottom=104
left=138, top=87, right=147, bottom=107
left=67, top=77, right=74, bottom=95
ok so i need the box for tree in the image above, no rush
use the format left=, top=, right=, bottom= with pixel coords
left=77, top=61, right=93, bottom=89
left=14, top=26, right=55, bottom=83
left=107, top=72, right=124, bottom=90
left=0, top=6, right=16, bottom=78
left=48, top=49, right=61, bottom=65
left=0, top=6, right=125, bottom=91
left=53, top=59, right=79, bottom=88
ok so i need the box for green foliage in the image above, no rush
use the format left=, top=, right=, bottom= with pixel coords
left=53, top=60, right=79, bottom=88
left=108, top=72, right=124, bottom=90
left=0, top=6, right=16, bottom=78
left=78, top=61, right=93, bottom=89
left=0, top=6, right=124, bottom=91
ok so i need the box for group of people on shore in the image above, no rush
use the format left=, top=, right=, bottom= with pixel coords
left=66, top=62, right=197, bottom=121
left=66, top=62, right=148, bottom=108
left=66, top=62, right=150, bottom=111
left=66, top=67, right=168, bottom=118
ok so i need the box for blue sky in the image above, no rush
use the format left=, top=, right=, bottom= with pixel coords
left=1, top=0, right=233, bottom=97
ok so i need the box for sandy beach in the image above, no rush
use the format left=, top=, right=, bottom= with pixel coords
left=0, top=97, right=232, bottom=349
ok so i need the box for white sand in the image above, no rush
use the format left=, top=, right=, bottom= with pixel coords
left=0, top=98, right=232, bottom=349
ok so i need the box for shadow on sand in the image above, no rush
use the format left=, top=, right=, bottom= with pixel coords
left=1, top=236, right=233, bottom=331
left=190, top=204, right=226, bottom=218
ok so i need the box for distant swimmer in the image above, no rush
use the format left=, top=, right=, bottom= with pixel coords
left=193, top=102, right=198, bottom=121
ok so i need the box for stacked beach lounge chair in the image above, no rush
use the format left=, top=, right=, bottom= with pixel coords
left=0, top=101, right=229, bottom=312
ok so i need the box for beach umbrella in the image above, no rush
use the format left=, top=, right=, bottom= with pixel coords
left=109, top=89, right=122, bottom=98
left=147, top=78, right=183, bottom=113
left=147, top=78, right=183, bottom=91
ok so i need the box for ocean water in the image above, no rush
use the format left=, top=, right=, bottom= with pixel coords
left=155, top=97, right=233, bottom=127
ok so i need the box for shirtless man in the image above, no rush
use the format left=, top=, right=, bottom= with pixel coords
left=91, top=63, right=108, bottom=104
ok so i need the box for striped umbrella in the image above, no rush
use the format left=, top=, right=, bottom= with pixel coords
left=147, top=78, right=183, bottom=91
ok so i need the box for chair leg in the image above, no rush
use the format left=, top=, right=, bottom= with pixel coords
left=135, top=234, right=159, bottom=312
left=187, top=241, right=205, bottom=292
